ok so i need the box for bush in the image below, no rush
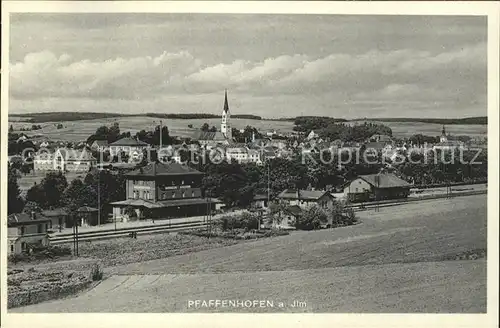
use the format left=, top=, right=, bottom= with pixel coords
left=294, top=205, right=328, bottom=230
left=216, top=212, right=260, bottom=232
left=330, top=202, right=358, bottom=227
left=8, top=245, right=72, bottom=264
left=90, top=264, right=103, bottom=281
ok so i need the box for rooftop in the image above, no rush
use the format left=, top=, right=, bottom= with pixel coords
left=127, top=162, right=203, bottom=177
left=8, top=213, right=51, bottom=226
left=277, top=189, right=332, bottom=201
left=109, top=137, right=149, bottom=147
left=194, top=131, right=228, bottom=141
left=359, top=173, right=412, bottom=189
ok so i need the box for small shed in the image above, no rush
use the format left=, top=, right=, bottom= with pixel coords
left=42, top=208, right=69, bottom=231
left=76, top=206, right=99, bottom=227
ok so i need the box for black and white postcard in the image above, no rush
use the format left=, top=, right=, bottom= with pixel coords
left=1, top=2, right=499, bottom=328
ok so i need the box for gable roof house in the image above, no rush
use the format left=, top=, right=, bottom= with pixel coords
left=7, top=212, right=52, bottom=254
left=108, top=137, right=150, bottom=160
left=343, top=173, right=412, bottom=202
left=110, top=162, right=220, bottom=222
left=277, top=189, right=335, bottom=209
left=193, top=131, right=230, bottom=148
left=91, top=140, right=109, bottom=151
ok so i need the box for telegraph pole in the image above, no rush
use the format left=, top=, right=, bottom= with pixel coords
left=97, top=169, right=101, bottom=226
left=375, top=173, right=381, bottom=212
left=267, top=161, right=271, bottom=205
left=159, top=120, right=163, bottom=150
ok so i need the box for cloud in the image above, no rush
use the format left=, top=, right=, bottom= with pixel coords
left=9, top=42, right=486, bottom=117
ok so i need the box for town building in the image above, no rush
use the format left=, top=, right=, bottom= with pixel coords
left=277, top=189, right=335, bottom=209
left=220, top=89, right=232, bottom=140
left=307, top=130, right=319, bottom=140
left=110, top=162, right=219, bottom=221
left=251, top=194, right=270, bottom=210
left=91, top=140, right=109, bottom=152
left=433, top=126, right=465, bottom=151
left=33, top=148, right=96, bottom=172
left=343, top=173, right=411, bottom=202
left=7, top=212, right=51, bottom=255
left=194, top=131, right=230, bottom=148
left=41, top=208, right=70, bottom=231
left=366, top=134, right=393, bottom=143
left=225, top=146, right=262, bottom=164
left=192, top=91, right=234, bottom=147
left=108, top=137, right=150, bottom=159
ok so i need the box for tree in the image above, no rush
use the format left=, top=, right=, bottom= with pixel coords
left=209, top=126, right=217, bottom=132
left=9, top=124, right=14, bottom=133
left=8, top=167, right=24, bottom=214
left=26, top=172, right=68, bottom=209
left=294, top=205, right=328, bottom=230
left=201, top=123, right=210, bottom=132
left=82, top=170, right=126, bottom=222
left=108, top=122, right=121, bottom=143
left=63, top=179, right=96, bottom=212
left=329, top=200, right=357, bottom=227
left=20, top=163, right=33, bottom=175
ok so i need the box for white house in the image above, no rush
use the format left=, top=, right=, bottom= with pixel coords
left=33, top=148, right=96, bottom=172
left=7, top=213, right=51, bottom=255
left=108, top=137, right=150, bottom=159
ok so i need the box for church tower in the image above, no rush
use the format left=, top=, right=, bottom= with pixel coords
left=440, top=125, right=448, bottom=143
left=221, top=90, right=232, bottom=140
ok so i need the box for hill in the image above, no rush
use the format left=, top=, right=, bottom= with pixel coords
left=9, top=112, right=262, bottom=123
left=352, top=117, right=487, bottom=125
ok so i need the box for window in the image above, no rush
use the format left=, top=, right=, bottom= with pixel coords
left=192, top=191, right=195, bottom=197
left=21, top=242, right=26, bottom=250
left=37, top=224, right=42, bottom=233
left=182, top=191, right=185, bottom=198
left=20, top=227, right=25, bottom=235
left=181, top=180, right=184, bottom=185
left=10, top=245, right=14, bottom=253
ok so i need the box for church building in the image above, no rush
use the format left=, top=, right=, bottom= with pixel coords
left=220, top=89, right=232, bottom=140
left=193, top=90, right=233, bottom=147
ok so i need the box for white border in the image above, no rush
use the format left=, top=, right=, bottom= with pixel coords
left=1, top=2, right=499, bottom=328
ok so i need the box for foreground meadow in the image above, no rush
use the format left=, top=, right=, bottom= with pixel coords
left=12, top=194, right=487, bottom=313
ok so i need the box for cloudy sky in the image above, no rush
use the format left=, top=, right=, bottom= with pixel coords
left=9, top=14, right=487, bottom=119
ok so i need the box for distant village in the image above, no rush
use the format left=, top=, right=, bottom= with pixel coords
left=7, top=91, right=488, bottom=256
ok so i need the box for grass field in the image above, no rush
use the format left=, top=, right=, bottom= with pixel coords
left=17, top=171, right=84, bottom=194
left=12, top=194, right=487, bottom=313
left=9, top=116, right=487, bottom=142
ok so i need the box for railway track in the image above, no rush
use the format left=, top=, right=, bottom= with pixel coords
left=49, top=220, right=209, bottom=244
left=346, top=189, right=486, bottom=211
left=49, top=190, right=486, bottom=244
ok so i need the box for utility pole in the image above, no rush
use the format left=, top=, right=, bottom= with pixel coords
left=375, top=173, right=380, bottom=213
left=97, top=169, right=101, bottom=226
left=267, top=161, right=271, bottom=206
left=159, top=120, right=163, bottom=150
left=72, top=214, right=79, bottom=256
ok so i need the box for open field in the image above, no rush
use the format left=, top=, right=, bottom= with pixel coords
left=8, top=117, right=296, bottom=143
left=13, top=260, right=485, bottom=313
left=11, top=194, right=487, bottom=312
left=9, top=115, right=487, bottom=142
left=109, top=194, right=486, bottom=274
left=17, top=171, right=85, bottom=195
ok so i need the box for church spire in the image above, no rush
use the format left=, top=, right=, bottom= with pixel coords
left=223, top=89, right=229, bottom=113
